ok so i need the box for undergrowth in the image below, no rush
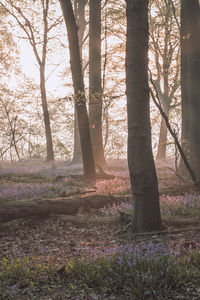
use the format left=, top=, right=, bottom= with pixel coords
left=1, top=244, right=200, bottom=299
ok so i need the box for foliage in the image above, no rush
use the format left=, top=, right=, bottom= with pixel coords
left=1, top=243, right=200, bottom=299
left=0, top=5, right=17, bottom=75
left=0, top=256, right=55, bottom=299
left=0, top=182, right=70, bottom=202
left=66, top=242, right=178, bottom=298
left=96, top=177, right=131, bottom=195
left=160, top=193, right=200, bottom=218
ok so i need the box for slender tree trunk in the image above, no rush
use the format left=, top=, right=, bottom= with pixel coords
left=71, top=0, right=87, bottom=165
left=89, top=0, right=106, bottom=168
left=125, top=0, right=162, bottom=232
left=59, top=0, right=96, bottom=184
left=156, top=77, right=170, bottom=159
left=157, top=115, right=169, bottom=159
left=40, top=64, right=54, bottom=161
left=72, top=108, right=82, bottom=164
left=0, top=98, right=21, bottom=161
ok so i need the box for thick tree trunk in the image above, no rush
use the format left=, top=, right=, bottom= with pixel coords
left=89, top=0, right=106, bottom=168
left=125, top=0, right=162, bottom=232
left=179, top=0, right=190, bottom=175
left=180, top=0, right=200, bottom=180
left=60, top=0, right=96, bottom=184
left=40, top=65, right=54, bottom=161
left=186, top=0, right=200, bottom=180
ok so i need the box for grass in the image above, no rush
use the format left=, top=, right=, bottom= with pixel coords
left=1, top=243, right=200, bottom=299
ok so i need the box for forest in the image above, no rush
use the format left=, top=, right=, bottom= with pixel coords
left=1, top=0, right=200, bottom=299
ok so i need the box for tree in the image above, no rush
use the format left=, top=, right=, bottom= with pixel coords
left=180, top=0, right=200, bottom=180
left=0, top=0, right=62, bottom=161
left=149, top=0, right=180, bottom=159
left=0, top=6, right=23, bottom=160
left=89, top=0, right=106, bottom=168
left=0, top=5, right=17, bottom=76
left=101, top=1, right=127, bottom=159
left=71, top=0, right=87, bottom=165
left=125, top=0, right=162, bottom=232
left=59, top=0, right=96, bottom=184
left=0, top=76, right=42, bottom=161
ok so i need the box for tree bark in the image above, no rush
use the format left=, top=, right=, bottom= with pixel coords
left=179, top=0, right=190, bottom=174
left=156, top=89, right=170, bottom=160
left=40, top=1, right=54, bottom=161
left=89, top=0, right=107, bottom=168
left=125, top=0, right=162, bottom=232
left=0, top=194, right=128, bottom=223
left=180, top=0, right=200, bottom=180
left=40, top=64, right=54, bottom=161
left=71, top=108, right=82, bottom=164
left=59, top=0, right=96, bottom=184
left=71, top=0, right=87, bottom=165
left=157, top=117, right=168, bottom=159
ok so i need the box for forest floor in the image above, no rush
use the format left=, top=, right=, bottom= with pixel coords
left=1, top=158, right=200, bottom=299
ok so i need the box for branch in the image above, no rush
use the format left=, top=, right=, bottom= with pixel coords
left=170, top=0, right=180, bottom=30
left=0, top=1, right=42, bottom=65
left=149, top=69, right=199, bottom=186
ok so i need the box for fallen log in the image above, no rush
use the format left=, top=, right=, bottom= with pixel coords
left=0, top=194, right=131, bottom=223
left=163, top=218, right=200, bottom=227
left=50, top=214, right=120, bottom=226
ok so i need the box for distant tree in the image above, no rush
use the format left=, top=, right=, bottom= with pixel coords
left=89, top=0, right=106, bottom=168
left=149, top=0, right=180, bottom=159
left=59, top=0, right=96, bottom=183
left=0, top=77, right=40, bottom=161
left=125, top=0, right=162, bottom=232
left=0, top=5, right=17, bottom=76
left=0, top=6, right=22, bottom=160
left=0, top=0, right=63, bottom=161
left=180, top=0, right=200, bottom=180
left=101, top=1, right=127, bottom=159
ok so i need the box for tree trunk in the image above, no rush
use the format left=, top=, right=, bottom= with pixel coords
left=186, top=0, right=200, bottom=180
left=40, top=64, right=54, bottom=161
left=180, top=0, right=200, bottom=179
left=89, top=0, right=107, bottom=168
left=125, top=0, right=162, bottom=232
left=71, top=0, right=87, bottom=165
left=157, top=116, right=168, bottom=159
left=156, top=80, right=170, bottom=160
left=59, top=0, right=96, bottom=184
left=179, top=0, right=190, bottom=175
left=71, top=108, right=82, bottom=164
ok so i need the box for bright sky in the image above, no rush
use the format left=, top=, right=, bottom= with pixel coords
left=20, top=42, right=38, bottom=81
left=19, top=40, right=69, bottom=98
